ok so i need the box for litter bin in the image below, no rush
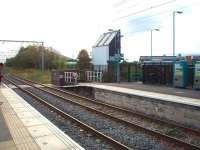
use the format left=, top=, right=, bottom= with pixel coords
left=173, top=61, right=188, bottom=88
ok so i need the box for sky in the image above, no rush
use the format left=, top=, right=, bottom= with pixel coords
left=0, top=0, right=200, bottom=62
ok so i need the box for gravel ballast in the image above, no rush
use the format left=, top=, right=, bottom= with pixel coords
left=25, top=85, right=177, bottom=150
left=12, top=88, right=114, bottom=150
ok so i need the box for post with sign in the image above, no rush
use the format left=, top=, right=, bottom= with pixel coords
left=194, top=61, right=200, bottom=89
left=108, top=53, right=124, bottom=82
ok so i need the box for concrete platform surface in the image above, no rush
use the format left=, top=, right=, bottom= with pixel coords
left=0, top=84, right=84, bottom=150
left=84, top=82, right=200, bottom=99
left=80, top=83, right=200, bottom=108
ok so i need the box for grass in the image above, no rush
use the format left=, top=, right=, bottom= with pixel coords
left=5, top=67, right=51, bottom=84
left=163, top=128, right=185, bottom=138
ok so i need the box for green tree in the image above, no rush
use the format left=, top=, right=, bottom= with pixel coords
left=5, top=45, right=68, bottom=70
left=76, top=49, right=92, bottom=70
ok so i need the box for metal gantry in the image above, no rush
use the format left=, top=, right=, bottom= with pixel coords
left=0, top=40, right=44, bottom=71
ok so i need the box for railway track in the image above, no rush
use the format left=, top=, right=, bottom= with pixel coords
left=4, top=77, right=131, bottom=150
left=17, top=75, right=200, bottom=133
left=4, top=75, right=200, bottom=150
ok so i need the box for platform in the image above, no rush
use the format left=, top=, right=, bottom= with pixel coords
left=80, top=82, right=200, bottom=107
left=39, top=82, right=200, bottom=130
left=0, top=84, right=84, bottom=150
left=78, top=82, right=200, bottom=130
left=99, top=82, right=200, bottom=99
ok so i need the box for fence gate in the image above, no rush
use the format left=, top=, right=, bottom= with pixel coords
left=64, top=72, right=78, bottom=84
left=85, top=71, right=102, bottom=82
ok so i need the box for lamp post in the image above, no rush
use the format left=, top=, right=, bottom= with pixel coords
left=173, top=11, right=183, bottom=56
left=150, top=28, right=160, bottom=58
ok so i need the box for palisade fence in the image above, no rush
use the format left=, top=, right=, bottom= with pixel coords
left=92, top=65, right=109, bottom=82
left=52, top=63, right=142, bottom=85
left=142, top=63, right=173, bottom=85
left=93, top=63, right=142, bottom=82
left=120, top=63, right=142, bottom=82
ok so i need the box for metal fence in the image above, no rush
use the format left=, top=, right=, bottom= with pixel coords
left=93, top=64, right=142, bottom=82
left=120, top=63, right=142, bottom=82
left=142, top=63, right=173, bottom=85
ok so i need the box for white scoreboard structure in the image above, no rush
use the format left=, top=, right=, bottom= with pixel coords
left=92, top=46, right=109, bottom=65
left=92, top=30, right=121, bottom=71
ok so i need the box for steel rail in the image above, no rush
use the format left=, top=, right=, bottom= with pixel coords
left=4, top=77, right=132, bottom=150
left=6, top=75, right=200, bottom=150
left=10, top=74, right=200, bottom=135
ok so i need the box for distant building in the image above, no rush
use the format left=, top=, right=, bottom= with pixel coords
left=139, top=55, right=200, bottom=64
left=66, top=58, right=77, bottom=70
left=139, top=56, right=185, bottom=63
left=92, top=30, right=122, bottom=71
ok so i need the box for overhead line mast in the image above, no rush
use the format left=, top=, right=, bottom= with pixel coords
left=0, top=39, right=44, bottom=71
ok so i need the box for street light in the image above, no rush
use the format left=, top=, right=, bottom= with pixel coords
left=173, top=11, right=183, bottom=56
left=150, top=28, right=160, bottom=58
left=108, top=29, right=114, bottom=32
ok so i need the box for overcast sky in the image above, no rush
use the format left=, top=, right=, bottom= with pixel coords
left=0, top=0, right=200, bottom=62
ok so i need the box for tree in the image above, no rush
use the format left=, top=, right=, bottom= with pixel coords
left=76, top=49, right=92, bottom=70
left=5, top=45, right=68, bottom=70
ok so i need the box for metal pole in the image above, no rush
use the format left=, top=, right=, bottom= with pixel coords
left=173, top=11, right=175, bottom=56
left=115, top=30, right=121, bottom=83
left=41, top=42, right=44, bottom=71
left=150, top=29, right=159, bottom=59
left=0, top=39, right=44, bottom=70
left=150, top=30, right=153, bottom=58
left=0, top=40, right=43, bottom=43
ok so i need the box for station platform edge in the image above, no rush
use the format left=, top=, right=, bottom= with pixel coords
left=0, top=84, right=84, bottom=150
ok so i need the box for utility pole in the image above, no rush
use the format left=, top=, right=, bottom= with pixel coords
left=150, top=30, right=153, bottom=57
left=41, top=42, right=44, bottom=72
left=172, top=11, right=183, bottom=56
left=173, top=11, right=175, bottom=56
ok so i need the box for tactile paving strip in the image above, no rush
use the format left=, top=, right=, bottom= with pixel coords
left=0, top=84, right=84, bottom=150
left=0, top=92, right=40, bottom=150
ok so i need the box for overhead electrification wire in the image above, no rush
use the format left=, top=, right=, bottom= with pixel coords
left=98, top=0, right=198, bottom=38
left=115, top=0, right=145, bottom=12
left=113, top=1, right=195, bottom=28
left=115, top=0, right=155, bottom=13
left=115, top=0, right=178, bottom=20
left=113, top=0, right=133, bottom=8
left=113, top=2, right=197, bottom=37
